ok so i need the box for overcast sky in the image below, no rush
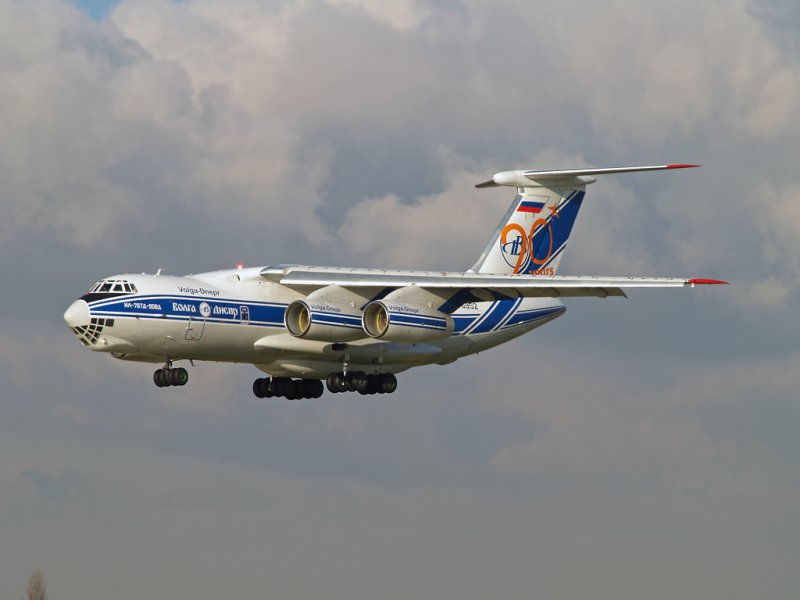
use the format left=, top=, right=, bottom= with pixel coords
left=1, top=0, right=799, bottom=598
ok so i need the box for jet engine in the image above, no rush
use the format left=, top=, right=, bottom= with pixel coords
left=362, top=300, right=454, bottom=343
left=284, top=300, right=366, bottom=342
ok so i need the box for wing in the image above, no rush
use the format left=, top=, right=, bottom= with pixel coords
left=261, top=265, right=727, bottom=300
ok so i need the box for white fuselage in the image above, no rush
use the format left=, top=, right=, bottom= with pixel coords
left=64, top=267, right=566, bottom=378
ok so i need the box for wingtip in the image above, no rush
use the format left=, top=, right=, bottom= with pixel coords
left=687, top=278, right=729, bottom=285
left=667, top=163, right=701, bottom=169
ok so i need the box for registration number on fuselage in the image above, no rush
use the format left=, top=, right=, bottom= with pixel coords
left=124, top=301, right=163, bottom=311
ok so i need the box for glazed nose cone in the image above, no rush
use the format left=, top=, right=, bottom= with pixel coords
left=64, top=299, right=90, bottom=328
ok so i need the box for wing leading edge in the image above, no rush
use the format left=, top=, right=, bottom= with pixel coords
left=261, top=266, right=727, bottom=300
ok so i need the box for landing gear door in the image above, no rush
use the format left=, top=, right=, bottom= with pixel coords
left=186, top=302, right=211, bottom=341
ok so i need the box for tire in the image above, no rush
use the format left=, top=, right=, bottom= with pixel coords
left=351, top=371, right=368, bottom=393
left=326, top=373, right=339, bottom=393
left=173, top=367, right=189, bottom=386
left=344, top=373, right=358, bottom=392
left=272, top=377, right=289, bottom=397
left=333, top=372, right=348, bottom=393
left=154, top=368, right=170, bottom=387
left=379, top=373, right=398, bottom=394
left=365, top=374, right=378, bottom=395
left=301, top=379, right=323, bottom=399
left=285, top=379, right=301, bottom=400
left=253, top=377, right=272, bottom=398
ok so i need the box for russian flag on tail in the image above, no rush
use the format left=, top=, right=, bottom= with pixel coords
left=517, top=200, right=545, bottom=213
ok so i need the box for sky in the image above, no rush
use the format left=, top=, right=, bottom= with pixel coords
left=1, top=0, right=799, bottom=598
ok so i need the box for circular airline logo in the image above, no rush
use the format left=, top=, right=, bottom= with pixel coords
left=500, top=220, right=554, bottom=274
left=199, top=302, right=212, bottom=318
left=500, top=230, right=525, bottom=268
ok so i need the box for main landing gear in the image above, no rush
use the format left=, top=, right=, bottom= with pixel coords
left=253, top=377, right=324, bottom=400
left=153, top=358, right=188, bottom=388
left=326, top=371, right=397, bottom=395
left=251, top=371, right=399, bottom=400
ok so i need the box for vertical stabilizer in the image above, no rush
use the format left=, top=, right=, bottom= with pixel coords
left=471, top=183, right=586, bottom=275
left=471, top=164, right=698, bottom=275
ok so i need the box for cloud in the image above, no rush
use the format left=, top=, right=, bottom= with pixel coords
left=2, top=1, right=800, bottom=599
left=17, top=466, right=86, bottom=503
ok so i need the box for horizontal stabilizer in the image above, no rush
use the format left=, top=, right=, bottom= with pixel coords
left=476, top=164, right=698, bottom=188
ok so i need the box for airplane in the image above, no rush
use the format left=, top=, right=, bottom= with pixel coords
left=63, top=163, right=726, bottom=399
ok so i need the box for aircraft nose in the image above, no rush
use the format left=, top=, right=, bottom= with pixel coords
left=64, top=299, right=90, bottom=328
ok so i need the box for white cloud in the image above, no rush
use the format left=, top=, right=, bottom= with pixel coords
left=3, top=1, right=800, bottom=598
left=324, top=0, right=431, bottom=31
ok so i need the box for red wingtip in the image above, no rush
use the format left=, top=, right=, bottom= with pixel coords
left=688, top=278, right=729, bottom=285
left=667, top=163, right=700, bottom=169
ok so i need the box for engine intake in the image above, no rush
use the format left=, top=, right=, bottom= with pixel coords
left=284, top=300, right=366, bottom=342
left=362, top=301, right=454, bottom=343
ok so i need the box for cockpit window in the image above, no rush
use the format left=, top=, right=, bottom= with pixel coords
left=88, top=279, right=137, bottom=295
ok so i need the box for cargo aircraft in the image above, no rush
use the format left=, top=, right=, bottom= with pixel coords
left=64, top=164, right=725, bottom=399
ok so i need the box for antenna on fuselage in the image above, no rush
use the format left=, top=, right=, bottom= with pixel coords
left=156, top=268, right=163, bottom=277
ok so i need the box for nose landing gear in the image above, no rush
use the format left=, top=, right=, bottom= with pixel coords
left=153, top=358, right=189, bottom=387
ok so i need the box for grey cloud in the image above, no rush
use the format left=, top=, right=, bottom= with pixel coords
left=1, top=1, right=799, bottom=599
left=17, top=466, right=86, bottom=503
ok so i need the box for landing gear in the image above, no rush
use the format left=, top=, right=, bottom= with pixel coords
left=325, top=371, right=398, bottom=395
left=253, top=371, right=398, bottom=399
left=153, top=366, right=188, bottom=387
left=153, top=357, right=188, bottom=388
left=253, top=377, right=324, bottom=400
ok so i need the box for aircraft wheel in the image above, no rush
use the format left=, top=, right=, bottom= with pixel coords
left=286, top=379, right=303, bottom=400
left=326, top=373, right=339, bottom=393
left=379, top=373, right=398, bottom=394
left=366, top=374, right=379, bottom=395
left=154, top=368, right=170, bottom=387
left=350, top=371, right=368, bottom=393
left=344, top=372, right=358, bottom=392
left=253, top=377, right=273, bottom=398
left=272, top=377, right=290, bottom=397
left=329, top=372, right=347, bottom=393
left=171, top=367, right=189, bottom=386
left=303, top=379, right=323, bottom=398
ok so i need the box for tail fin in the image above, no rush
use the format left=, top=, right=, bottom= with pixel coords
left=470, top=181, right=587, bottom=275
left=470, top=164, right=697, bottom=275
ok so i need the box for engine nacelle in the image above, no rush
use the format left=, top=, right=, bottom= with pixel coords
left=362, top=300, right=454, bottom=343
left=284, top=300, right=366, bottom=342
